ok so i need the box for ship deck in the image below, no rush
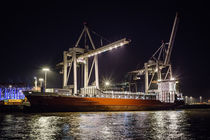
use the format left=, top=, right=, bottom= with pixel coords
left=23, top=91, right=178, bottom=112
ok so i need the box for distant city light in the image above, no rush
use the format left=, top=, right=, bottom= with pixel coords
left=0, top=87, right=28, bottom=100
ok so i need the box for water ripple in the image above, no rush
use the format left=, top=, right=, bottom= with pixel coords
left=1, top=110, right=210, bottom=139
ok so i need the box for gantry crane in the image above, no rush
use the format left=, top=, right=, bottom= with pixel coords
left=129, top=13, right=180, bottom=102
left=57, top=24, right=130, bottom=95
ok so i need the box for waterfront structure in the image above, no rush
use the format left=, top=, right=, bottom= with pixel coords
left=129, top=13, right=181, bottom=103
left=42, top=68, right=50, bottom=90
left=24, top=13, right=184, bottom=112
left=56, top=24, right=130, bottom=94
left=0, top=84, right=29, bottom=101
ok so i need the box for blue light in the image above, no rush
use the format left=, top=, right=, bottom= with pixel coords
left=0, top=87, right=30, bottom=100
left=13, top=88, right=16, bottom=99
left=0, top=88, right=2, bottom=100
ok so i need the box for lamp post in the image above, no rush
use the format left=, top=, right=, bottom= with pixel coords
left=34, top=77, right=37, bottom=91
left=39, top=78, right=44, bottom=87
left=39, top=78, right=44, bottom=92
left=42, top=68, right=50, bottom=91
left=200, top=96, right=202, bottom=103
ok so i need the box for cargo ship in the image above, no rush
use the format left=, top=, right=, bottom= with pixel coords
left=24, top=13, right=184, bottom=112
left=24, top=91, right=183, bottom=112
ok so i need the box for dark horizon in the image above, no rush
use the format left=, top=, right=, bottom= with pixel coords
left=0, top=0, right=209, bottom=98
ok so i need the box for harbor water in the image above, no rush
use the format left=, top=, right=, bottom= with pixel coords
left=0, top=109, right=210, bottom=139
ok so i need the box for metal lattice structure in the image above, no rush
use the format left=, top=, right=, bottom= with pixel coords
left=129, top=13, right=180, bottom=102
left=57, top=24, right=130, bottom=95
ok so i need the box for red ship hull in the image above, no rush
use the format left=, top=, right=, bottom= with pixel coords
left=24, top=92, right=180, bottom=112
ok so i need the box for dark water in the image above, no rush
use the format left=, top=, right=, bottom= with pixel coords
left=0, top=110, right=210, bottom=140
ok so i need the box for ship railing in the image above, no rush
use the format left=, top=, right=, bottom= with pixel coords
left=103, top=91, right=147, bottom=95
left=101, top=91, right=157, bottom=100
left=45, top=88, right=72, bottom=96
left=80, top=86, right=102, bottom=97
left=80, top=89, right=157, bottom=100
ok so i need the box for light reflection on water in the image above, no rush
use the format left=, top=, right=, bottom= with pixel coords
left=1, top=110, right=210, bottom=139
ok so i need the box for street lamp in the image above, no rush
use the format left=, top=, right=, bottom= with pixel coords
left=104, top=81, right=110, bottom=91
left=42, top=68, right=50, bottom=90
left=34, top=77, right=37, bottom=91
left=200, top=96, right=202, bottom=103
left=39, top=78, right=44, bottom=87
left=105, top=81, right=110, bottom=86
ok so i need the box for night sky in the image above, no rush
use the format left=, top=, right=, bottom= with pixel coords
left=0, top=0, right=209, bottom=98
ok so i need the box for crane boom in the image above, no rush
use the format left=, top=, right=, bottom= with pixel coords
left=164, top=13, right=179, bottom=65
left=78, top=38, right=130, bottom=60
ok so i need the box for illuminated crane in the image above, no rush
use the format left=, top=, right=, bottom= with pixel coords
left=130, top=13, right=179, bottom=102
left=57, top=24, right=130, bottom=95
